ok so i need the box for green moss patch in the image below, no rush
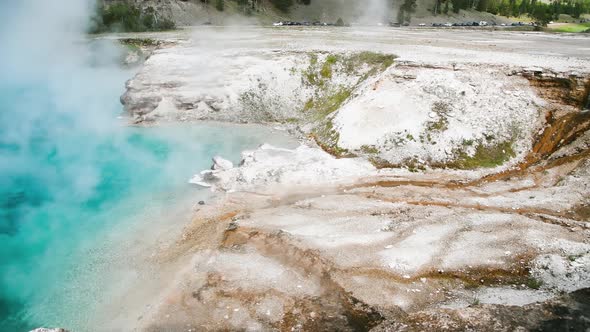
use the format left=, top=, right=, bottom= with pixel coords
left=118, top=38, right=160, bottom=47
left=549, top=22, right=590, bottom=33
left=446, top=140, right=516, bottom=169
left=320, top=55, right=339, bottom=79
left=360, top=145, right=379, bottom=154
left=313, top=87, right=352, bottom=119
left=343, top=52, right=395, bottom=72
left=525, top=278, right=544, bottom=290
left=425, top=101, right=451, bottom=133
left=303, top=51, right=396, bottom=157
left=311, top=120, right=352, bottom=158
left=302, top=51, right=395, bottom=91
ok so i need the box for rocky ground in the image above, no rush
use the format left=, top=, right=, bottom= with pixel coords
left=89, top=27, right=590, bottom=331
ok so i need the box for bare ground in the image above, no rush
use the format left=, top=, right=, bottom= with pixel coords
left=103, top=27, right=590, bottom=331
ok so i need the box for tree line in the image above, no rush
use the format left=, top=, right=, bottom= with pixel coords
left=204, top=0, right=311, bottom=13
left=89, top=3, right=175, bottom=33
left=432, top=0, right=589, bottom=24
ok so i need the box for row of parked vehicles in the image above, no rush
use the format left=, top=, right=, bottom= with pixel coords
left=431, top=21, right=490, bottom=27
left=272, top=21, right=342, bottom=27
left=429, top=21, right=537, bottom=27
left=271, top=20, right=538, bottom=28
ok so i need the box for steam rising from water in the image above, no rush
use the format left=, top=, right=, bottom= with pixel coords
left=0, top=0, right=139, bottom=329
left=1, top=0, right=389, bottom=329
left=362, top=0, right=391, bottom=23
left=0, top=2, right=298, bottom=330
left=292, top=0, right=394, bottom=24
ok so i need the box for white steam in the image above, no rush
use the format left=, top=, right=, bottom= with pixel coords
left=361, top=0, right=392, bottom=23
left=0, top=0, right=135, bottom=328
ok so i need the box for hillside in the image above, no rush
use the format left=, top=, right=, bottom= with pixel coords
left=98, top=0, right=517, bottom=26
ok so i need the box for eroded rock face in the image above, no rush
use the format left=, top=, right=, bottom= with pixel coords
left=520, top=69, right=590, bottom=109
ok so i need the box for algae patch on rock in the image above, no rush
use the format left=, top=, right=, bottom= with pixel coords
left=303, top=51, right=396, bottom=154
left=311, top=119, right=351, bottom=157
left=233, top=51, right=395, bottom=126
left=446, top=139, right=517, bottom=169
left=302, top=51, right=396, bottom=119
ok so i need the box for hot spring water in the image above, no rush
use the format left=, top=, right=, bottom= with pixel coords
left=0, top=3, right=295, bottom=329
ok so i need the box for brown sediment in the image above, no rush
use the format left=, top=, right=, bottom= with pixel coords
left=343, top=179, right=463, bottom=190
left=395, top=62, right=455, bottom=71
left=544, top=146, right=590, bottom=169
left=523, top=72, right=590, bottom=108
left=309, top=132, right=356, bottom=159
left=278, top=278, right=384, bottom=332
left=531, top=111, right=590, bottom=156
left=222, top=226, right=331, bottom=277
left=216, top=225, right=538, bottom=329
left=466, top=73, right=590, bottom=184
left=530, top=214, right=587, bottom=230
left=183, top=211, right=239, bottom=244
left=182, top=273, right=297, bottom=325
left=220, top=226, right=385, bottom=331
left=364, top=193, right=586, bottom=222
left=349, top=109, right=590, bottom=191
left=222, top=226, right=535, bottom=290
left=156, top=210, right=241, bottom=262
left=220, top=225, right=539, bottom=322
left=461, top=109, right=590, bottom=186
left=343, top=257, right=533, bottom=290
left=360, top=73, right=590, bottom=189
left=572, top=204, right=590, bottom=221
left=467, top=112, right=590, bottom=186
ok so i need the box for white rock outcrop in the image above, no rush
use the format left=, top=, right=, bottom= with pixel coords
left=212, top=156, right=234, bottom=171
left=190, top=144, right=376, bottom=191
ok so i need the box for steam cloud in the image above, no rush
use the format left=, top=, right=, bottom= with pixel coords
left=0, top=0, right=142, bottom=328
left=362, top=0, right=392, bottom=23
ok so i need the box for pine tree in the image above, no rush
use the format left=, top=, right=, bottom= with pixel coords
left=270, top=0, right=294, bottom=12
left=215, top=0, right=224, bottom=11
